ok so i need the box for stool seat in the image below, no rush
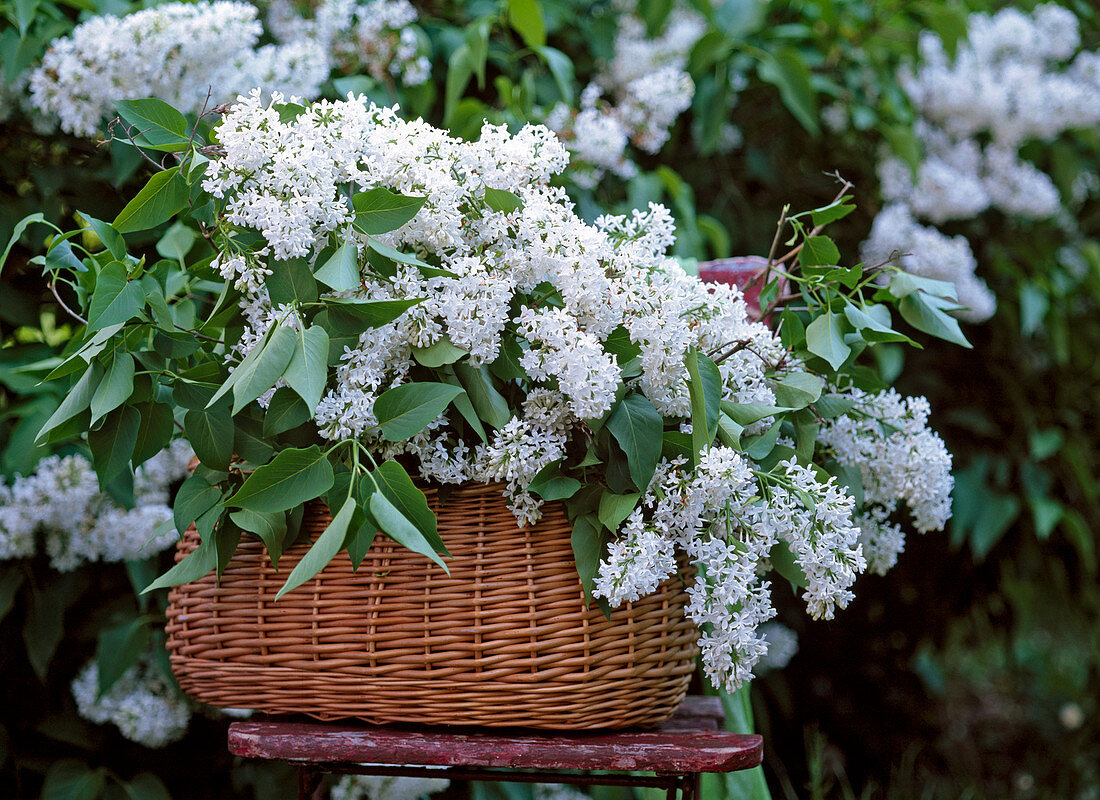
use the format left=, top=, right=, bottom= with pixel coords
left=227, top=696, right=763, bottom=799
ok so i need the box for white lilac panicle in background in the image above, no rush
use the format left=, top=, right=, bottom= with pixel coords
left=71, top=655, right=192, bottom=747
left=25, top=0, right=430, bottom=137
left=329, top=775, right=449, bottom=800
left=864, top=3, right=1100, bottom=322
left=532, top=785, right=592, bottom=800
left=545, top=1, right=742, bottom=187
left=265, top=0, right=430, bottom=87
left=203, top=91, right=952, bottom=688
left=860, top=203, right=996, bottom=322
left=28, top=1, right=330, bottom=136
left=757, top=622, right=798, bottom=673
left=0, top=441, right=192, bottom=570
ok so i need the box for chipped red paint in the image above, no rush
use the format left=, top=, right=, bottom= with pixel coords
left=227, top=707, right=762, bottom=774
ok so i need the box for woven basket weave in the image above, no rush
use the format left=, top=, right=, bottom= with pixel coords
left=165, top=481, right=698, bottom=729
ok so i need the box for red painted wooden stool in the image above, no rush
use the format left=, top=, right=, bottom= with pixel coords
left=227, top=696, right=763, bottom=799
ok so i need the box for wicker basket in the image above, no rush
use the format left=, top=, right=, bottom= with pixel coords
left=165, top=481, right=698, bottom=729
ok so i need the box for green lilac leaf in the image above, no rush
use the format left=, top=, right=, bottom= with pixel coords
left=351, top=188, right=426, bottom=235
left=770, top=541, right=808, bottom=588
left=0, top=567, right=25, bottom=625
left=454, top=362, right=511, bottom=429
left=720, top=402, right=788, bottom=427
left=771, top=371, right=823, bottom=409
left=314, top=239, right=360, bottom=292
left=412, top=336, right=468, bottom=367
left=323, top=298, right=423, bottom=331
left=266, top=257, right=319, bottom=305
left=184, top=406, right=234, bottom=471
left=535, top=46, right=574, bottom=104
left=898, top=292, right=973, bottom=348
left=483, top=187, right=524, bottom=213
left=374, top=382, right=465, bottom=441
left=89, top=351, right=134, bottom=424
left=284, top=325, right=329, bottom=411
left=35, top=358, right=101, bottom=443
left=88, top=404, right=140, bottom=485
left=229, top=445, right=335, bottom=513
left=597, top=491, right=640, bottom=533
left=345, top=502, right=379, bottom=571
left=507, top=0, right=546, bottom=48
left=805, top=310, right=851, bottom=369
left=22, top=574, right=76, bottom=682
left=570, top=514, right=608, bottom=604
left=113, top=167, right=189, bottom=233
left=440, top=369, right=487, bottom=443
left=528, top=461, right=582, bottom=501
left=173, top=474, right=222, bottom=535
left=263, top=387, right=311, bottom=436
left=132, top=403, right=175, bottom=468
left=607, top=393, right=663, bottom=492
left=745, top=419, right=782, bottom=461
left=810, top=200, right=856, bottom=228
left=95, top=616, right=151, bottom=696
left=232, top=414, right=275, bottom=465
left=0, top=212, right=46, bottom=276
left=685, top=349, right=721, bottom=457
left=41, top=760, right=106, bottom=800
left=114, top=98, right=189, bottom=151
left=843, top=302, right=914, bottom=344
left=798, top=235, right=841, bottom=267
left=366, top=237, right=430, bottom=268
left=372, top=461, right=447, bottom=554
left=80, top=214, right=127, bottom=260
left=369, top=491, right=449, bottom=573
left=155, top=220, right=195, bottom=262
left=229, top=324, right=298, bottom=414
left=716, top=412, right=744, bottom=448
left=142, top=515, right=221, bottom=593
left=120, top=773, right=172, bottom=800
left=230, top=509, right=289, bottom=569
left=756, top=47, right=819, bottom=135
left=87, top=262, right=145, bottom=332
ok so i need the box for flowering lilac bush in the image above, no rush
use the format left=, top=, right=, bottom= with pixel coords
left=861, top=4, right=1100, bottom=322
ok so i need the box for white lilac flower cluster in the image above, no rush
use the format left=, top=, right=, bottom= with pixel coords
left=330, top=775, right=449, bottom=800
left=818, top=388, right=953, bottom=574
left=204, top=91, right=951, bottom=688
left=864, top=4, right=1100, bottom=322
left=265, top=0, right=430, bottom=87
left=594, top=447, right=865, bottom=689
left=545, top=3, right=713, bottom=188
left=27, top=1, right=330, bottom=137
left=0, top=441, right=192, bottom=570
left=71, top=655, right=192, bottom=747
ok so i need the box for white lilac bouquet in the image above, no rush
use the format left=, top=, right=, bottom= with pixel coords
left=9, top=91, right=965, bottom=690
